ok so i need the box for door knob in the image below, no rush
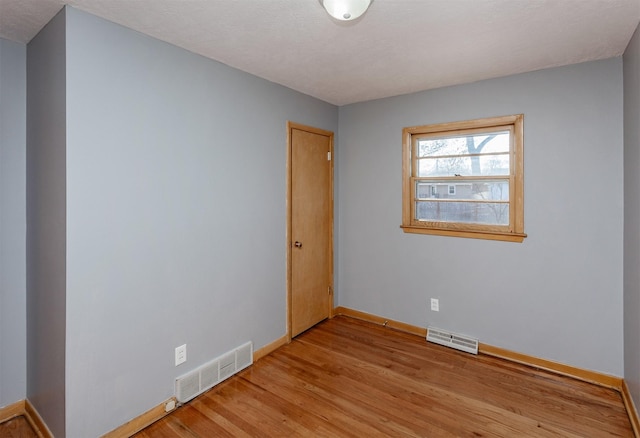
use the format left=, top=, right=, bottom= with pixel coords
left=294, top=241, right=303, bottom=248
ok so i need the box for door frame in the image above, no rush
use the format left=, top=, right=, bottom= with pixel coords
left=286, top=121, right=335, bottom=342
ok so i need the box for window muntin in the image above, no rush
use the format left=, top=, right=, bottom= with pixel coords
left=402, top=115, right=525, bottom=242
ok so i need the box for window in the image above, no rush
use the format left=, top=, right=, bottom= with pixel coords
left=401, top=114, right=525, bottom=242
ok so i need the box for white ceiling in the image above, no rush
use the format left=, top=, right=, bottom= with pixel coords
left=1, top=0, right=639, bottom=106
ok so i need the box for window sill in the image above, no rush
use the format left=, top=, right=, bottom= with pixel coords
left=400, top=225, right=527, bottom=243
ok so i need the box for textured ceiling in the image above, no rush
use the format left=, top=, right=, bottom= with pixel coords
left=1, top=0, right=639, bottom=105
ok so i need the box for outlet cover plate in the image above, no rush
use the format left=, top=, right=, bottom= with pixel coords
left=430, top=298, right=439, bottom=312
left=175, top=344, right=187, bottom=366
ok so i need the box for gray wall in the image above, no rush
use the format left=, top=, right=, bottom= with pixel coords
left=26, top=10, right=67, bottom=438
left=0, top=38, right=26, bottom=408
left=63, top=7, right=337, bottom=437
left=338, top=58, right=624, bottom=376
left=624, top=23, right=640, bottom=410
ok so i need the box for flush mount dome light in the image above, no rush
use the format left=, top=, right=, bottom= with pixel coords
left=321, top=0, right=372, bottom=21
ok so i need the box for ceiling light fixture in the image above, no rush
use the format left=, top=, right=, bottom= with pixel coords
left=321, top=0, right=372, bottom=21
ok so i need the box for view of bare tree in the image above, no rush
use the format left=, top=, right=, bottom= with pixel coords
left=417, top=134, right=509, bottom=225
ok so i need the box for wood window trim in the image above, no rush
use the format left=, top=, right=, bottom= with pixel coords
left=401, top=114, right=526, bottom=243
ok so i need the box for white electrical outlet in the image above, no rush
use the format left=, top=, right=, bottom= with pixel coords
left=430, top=298, right=439, bottom=312
left=175, top=344, right=187, bottom=366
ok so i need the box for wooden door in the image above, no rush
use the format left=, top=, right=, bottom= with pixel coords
left=288, top=122, right=333, bottom=338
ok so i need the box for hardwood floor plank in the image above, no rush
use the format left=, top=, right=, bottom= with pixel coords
left=238, top=356, right=393, bottom=437
left=201, top=378, right=340, bottom=436
left=258, top=353, right=448, bottom=437
left=134, top=316, right=633, bottom=437
left=273, top=341, right=584, bottom=437
left=300, top=318, right=631, bottom=436
left=0, top=415, right=39, bottom=438
left=270, top=346, right=465, bottom=436
left=186, top=396, right=255, bottom=438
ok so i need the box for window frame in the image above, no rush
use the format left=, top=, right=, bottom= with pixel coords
left=401, top=114, right=526, bottom=242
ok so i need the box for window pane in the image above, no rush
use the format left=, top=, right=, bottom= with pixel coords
left=415, top=201, right=510, bottom=225
left=417, top=131, right=509, bottom=158
left=417, top=154, right=509, bottom=177
left=416, top=180, right=510, bottom=201
left=416, top=183, right=435, bottom=198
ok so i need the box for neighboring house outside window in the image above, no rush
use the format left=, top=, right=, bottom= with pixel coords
left=401, top=114, right=526, bottom=242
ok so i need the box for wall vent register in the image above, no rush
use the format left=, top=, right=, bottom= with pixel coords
left=427, top=327, right=478, bottom=355
left=175, top=341, right=253, bottom=403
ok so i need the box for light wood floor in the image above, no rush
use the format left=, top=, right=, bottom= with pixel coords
left=0, top=415, right=38, bottom=438
left=135, top=316, right=633, bottom=437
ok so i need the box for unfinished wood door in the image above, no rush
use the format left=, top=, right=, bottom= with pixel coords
left=288, top=122, right=333, bottom=337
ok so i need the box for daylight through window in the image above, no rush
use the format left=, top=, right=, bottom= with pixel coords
left=401, top=115, right=525, bottom=242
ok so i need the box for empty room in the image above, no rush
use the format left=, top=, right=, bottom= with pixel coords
left=2, top=0, right=640, bottom=436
